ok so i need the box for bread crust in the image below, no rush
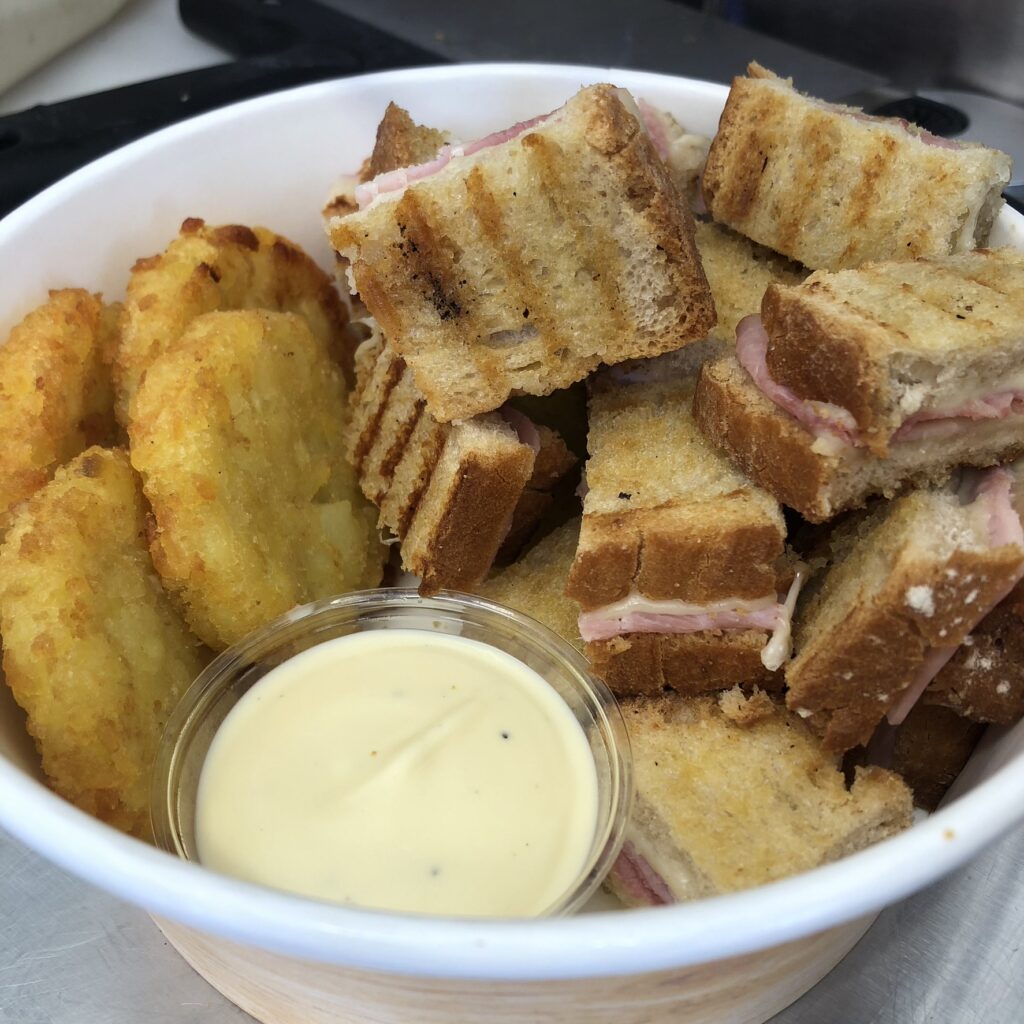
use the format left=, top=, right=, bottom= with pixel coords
left=408, top=440, right=535, bottom=595
left=890, top=704, right=984, bottom=811
left=694, top=355, right=839, bottom=519
left=693, top=354, right=1024, bottom=521
left=364, top=102, right=448, bottom=180
left=330, top=85, right=715, bottom=422
left=587, top=630, right=779, bottom=697
left=566, top=500, right=784, bottom=610
left=924, top=582, right=1024, bottom=724
left=348, top=330, right=404, bottom=462
left=761, top=282, right=891, bottom=453
left=495, top=426, right=577, bottom=563
left=787, top=545, right=1024, bottom=753
left=702, top=64, right=1010, bottom=270
left=350, top=335, right=542, bottom=592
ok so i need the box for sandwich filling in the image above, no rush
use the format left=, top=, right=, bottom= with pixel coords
left=735, top=315, right=1024, bottom=451
left=353, top=90, right=669, bottom=212
left=354, top=111, right=555, bottom=210
left=498, top=405, right=541, bottom=455
left=610, top=840, right=675, bottom=906
left=578, top=569, right=805, bottom=672
left=887, top=466, right=1024, bottom=725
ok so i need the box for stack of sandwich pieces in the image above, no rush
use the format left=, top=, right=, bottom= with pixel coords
left=324, top=63, right=1024, bottom=904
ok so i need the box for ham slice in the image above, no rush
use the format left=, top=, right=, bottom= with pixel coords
left=498, top=405, right=541, bottom=455
left=636, top=98, right=671, bottom=162
left=354, top=150, right=456, bottom=209
left=581, top=605, right=782, bottom=641
left=579, top=592, right=781, bottom=643
left=735, top=314, right=1024, bottom=448
left=971, top=466, right=1024, bottom=548
left=735, top=316, right=860, bottom=445
left=353, top=87, right=669, bottom=212
left=894, top=392, right=1024, bottom=442
left=354, top=111, right=555, bottom=210
left=610, top=842, right=674, bottom=906
left=887, top=646, right=960, bottom=726
left=578, top=570, right=806, bottom=671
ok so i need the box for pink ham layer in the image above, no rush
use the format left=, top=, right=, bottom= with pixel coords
left=354, top=93, right=673, bottom=210
left=887, top=467, right=1024, bottom=725
left=578, top=603, right=782, bottom=643
left=354, top=111, right=553, bottom=209
left=609, top=842, right=674, bottom=906
left=636, top=98, right=671, bottom=162
left=734, top=315, right=1024, bottom=448
left=498, top=405, right=541, bottom=455
left=848, top=110, right=963, bottom=150
left=894, top=392, right=1024, bottom=442
left=735, top=316, right=860, bottom=443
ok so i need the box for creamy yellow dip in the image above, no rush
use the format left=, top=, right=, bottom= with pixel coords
left=195, top=630, right=599, bottom=917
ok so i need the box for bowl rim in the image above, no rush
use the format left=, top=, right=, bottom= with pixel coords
left=1, top=60, right=1023, bottom=982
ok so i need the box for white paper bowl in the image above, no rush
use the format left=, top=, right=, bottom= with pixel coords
left=1, top=63, right=1023, bottom=1024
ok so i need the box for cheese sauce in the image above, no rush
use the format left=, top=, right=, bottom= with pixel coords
left=194, top=630, right=600, bottom=917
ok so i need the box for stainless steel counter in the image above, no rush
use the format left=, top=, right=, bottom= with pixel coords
left=2, top=820, right=1023, bottom=1023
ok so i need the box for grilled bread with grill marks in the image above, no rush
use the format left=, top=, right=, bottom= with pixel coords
left=693, top=352, right=1024, bottom=522
left=329, top=84, right=716, bottom=422
left=324, top=103, right=451, bottom=320
left=759, top=248, right=1024, bottom=457
left=702, top=63, right=1010, bottom=271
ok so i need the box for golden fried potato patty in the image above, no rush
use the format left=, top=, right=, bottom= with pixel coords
left=0, top=447, right=207, bottom=837
left=129, top=309, right=384, bottom=649
left=114, top=218, right=353, bottom=423
left=0, top=289, right=119, bottom=536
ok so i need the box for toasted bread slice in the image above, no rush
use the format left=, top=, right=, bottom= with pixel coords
left=568, top=343, right=785, bottom=608
left=324, top=103, right=450, bottom=221
left=586, top=630, right=782, bottom=697
left=605, top=692, right=912, bottom=905
left=693, top=221, right=805, bottom=343
left=494, top=424, right=578, bottom=562
left=923, top=578, right=1024, bottom=724
left=565, top=345, right=789, bottom=696
left=693, top=353, right=1024, bottom=521
left=477, top=519, right=582, bottom=649
left=786, top=481, right=1024, bottom=753
left=758, top=249, right=1024, bottom=456
left=401, top=417, right=536, bottom=593
left=364, top=102, right=449, bottom=182
left=886, top=704, right=985, bottom=812
left=324, top=104, right=452, bottom=311
left=329, top=84, right=715, bottom=422
left=702, top=63, right=1010, bottom=271
left=349, top=326, right=576, bottom=594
